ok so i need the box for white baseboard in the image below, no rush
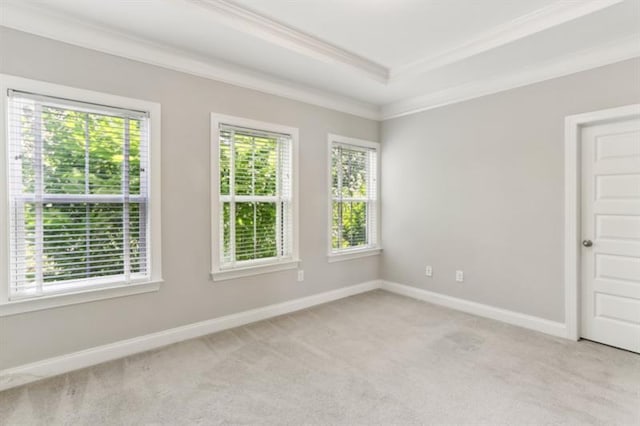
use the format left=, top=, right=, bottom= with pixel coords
left=0, top=280, right=381, bottom=391
left=381, top=281, right=567, bottom=339
left=0, top=279, right=570, bottom=392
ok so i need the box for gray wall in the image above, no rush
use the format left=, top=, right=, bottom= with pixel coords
left=381, top=58, right=640, bottom=322
left=0, top=28, right=380, bottom=369
left=2, top=25, right=639, bottom=370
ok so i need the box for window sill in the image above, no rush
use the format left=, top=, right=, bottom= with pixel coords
left=211, top=259, right=300, bottom=282
left=0, top=280, right=163, bottom=317
left=327, top=248, right=382, bottom=263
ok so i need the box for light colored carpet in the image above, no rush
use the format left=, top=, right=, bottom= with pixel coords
left=1, top=290, right=638, bottom=425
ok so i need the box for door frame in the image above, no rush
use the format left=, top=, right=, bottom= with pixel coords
left=564, top=103, right=640, bottom=341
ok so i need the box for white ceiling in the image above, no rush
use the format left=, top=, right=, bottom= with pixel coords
left=233, top=0, right=559, bottom=68
left=1, top=0, right=639, bottom=119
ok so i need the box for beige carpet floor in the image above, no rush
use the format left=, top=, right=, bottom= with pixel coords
left=1, top=290, right=639, bottom=425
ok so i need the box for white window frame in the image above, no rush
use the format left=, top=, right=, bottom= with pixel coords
left=210, top=113, right=299, bottom=281
left=0, top=75, right=163, bottom=316
left=327, top=134, right=381, bottom=262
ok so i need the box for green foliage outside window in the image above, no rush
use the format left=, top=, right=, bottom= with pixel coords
left=331, top=146, right=370, bottom=250
left=12, top=101, right=145, bottom=289
left=219, top=131, right=281, bottom=263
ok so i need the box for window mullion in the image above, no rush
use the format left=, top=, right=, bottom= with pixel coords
left=337, top=147, right=343, bottom=250
left=365, top=149, right=371, bottom=248
left=228, top=131, right=236, bottom=267
left=9, top=99, right=26, bottom=295
left=370, top=150, right=377, bottom=247
left=122, top=117, right=131, bottom=281
left=33, top=103, right=44, bottom=294
left=139, top=118, right=149, bottom=274
left=275, top=138, right=282, bottom=257
left=252, top=136, right=257, bottom=259
left=84, top=113, right=91, bottom=279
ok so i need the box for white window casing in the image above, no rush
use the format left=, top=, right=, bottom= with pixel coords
left=327, top=134, right=381, bottom=262
left=0, top=75, right=162, bottom=316
left=210, top=114, right=299, bottom=281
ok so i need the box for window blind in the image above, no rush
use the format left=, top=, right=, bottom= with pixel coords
left=7, top=90, right=150, bottom=298
left=331, top=142, right=378, bottom=251
left=218, top=124, right=293, bottom=267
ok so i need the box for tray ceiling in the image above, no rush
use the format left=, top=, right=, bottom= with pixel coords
left=1, top=0, right=639, bottom=119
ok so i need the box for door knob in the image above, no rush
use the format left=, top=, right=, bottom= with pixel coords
left=582, top=240, right=593, bottom=247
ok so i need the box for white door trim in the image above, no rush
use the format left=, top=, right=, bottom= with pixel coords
left=564, top=103, right=640, bottom=341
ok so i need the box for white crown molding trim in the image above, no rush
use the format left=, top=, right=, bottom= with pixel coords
left=0, top=3, right=381, bottom=121
left=383, top=35, right=640, bottom=120
left=381, top=281, right=568, bottom=339
left=185, top=0, right=389, bottom=83
left=1, top=0, right=635, bottom=123
left=390, top=0, right=624, bottom=81
left=0, top=280, right=382, bottom=391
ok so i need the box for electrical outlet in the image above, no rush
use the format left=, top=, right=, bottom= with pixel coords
left=455, top=270, right=464, bottom=282
left=297, top=270, right=304, bottom=282
left=425, top=266, right=433, bottom=277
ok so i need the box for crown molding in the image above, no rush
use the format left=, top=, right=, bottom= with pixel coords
left=1, top=0, right=637, bottom=123
left=185, top=0, right=389, bottom=83
left=390, top=0, right=624, bottom=81
left=0, top=3, right=382, bottom=121
left=186, top=0, right=624, bottom=85
left=383, top=35, right=640, bottom=120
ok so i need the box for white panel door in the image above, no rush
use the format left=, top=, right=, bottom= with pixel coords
left=581, top=117, right=640, bottom=353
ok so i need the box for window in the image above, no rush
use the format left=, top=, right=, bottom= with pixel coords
left=0, top=76, right=162, bottom=315
left=211, top=114, right=299, bottom=281
left=328, top=134, right=380, bottom=261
